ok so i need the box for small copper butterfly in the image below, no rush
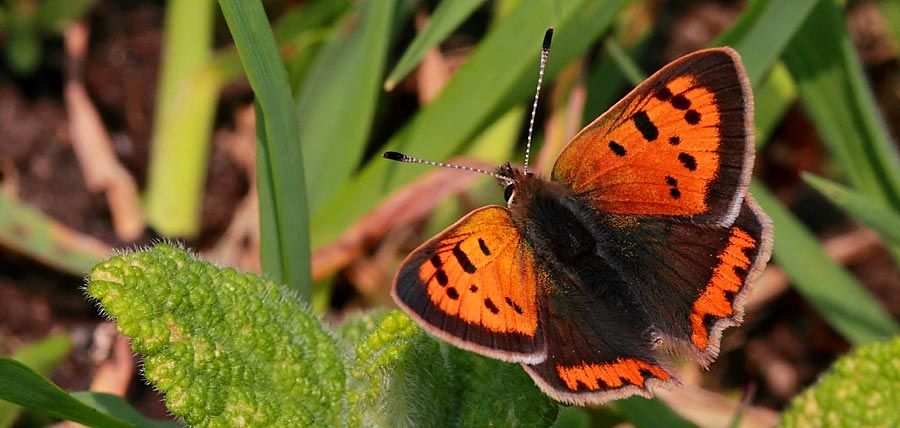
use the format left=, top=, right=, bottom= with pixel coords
left=384, top=28, right=773, bottom=405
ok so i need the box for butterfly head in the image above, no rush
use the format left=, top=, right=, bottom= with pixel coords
left=497, top=162, right=538, bottom=207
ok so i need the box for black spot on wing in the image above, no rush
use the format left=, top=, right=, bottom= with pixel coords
left=608, top=141, right=627, bottom=157
left=678, top=153, right=698, bottom=171
left=632, top=111, right=659, bottom=141
left=504, top=297, right=524, bottom=315
left=669, top=136, right=681, bottom=146
left=453, top=242, right=476, bottom=274
left=435, top=270, right=448, bottom=286
left=447, top=287, right=459, bottom=300
left=478, top=238, right=491, bottom=256
left=654, top=87, right=673, bottom=101
left=469, top=284, right=478, bottom=293
left=671, top=94, right=691, bottom=110
left=484, top=298, right=500, bottom=314
left=665, top=175, right=681, bottom=199
left=685, top=109, right=701, bottom=125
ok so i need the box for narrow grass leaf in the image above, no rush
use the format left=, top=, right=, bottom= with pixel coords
left=0, top=358, right=136, bottom=428
left=219, top=0, right=312, bottom=299
left=70, top=393, right=183, bottom=428
left=311, top=0, right=628, bottom=248
left=0, top=335, right=71, bottom=428
left=298, top=0, right=396, bottom=215
left=751, top=181, right=900, bottom=343
left=804, top=174, right=900, bottom=245
left=714, top=0, right=818, bottom=86
left=384, top=0, right=488, bottom=89
left=143, top=0, right=215, bottom=237
left=0, top=192, right=107, bottom=274
left=783, top=0, right=900, bottom=210
left=752, top=63, right=795, bottom=146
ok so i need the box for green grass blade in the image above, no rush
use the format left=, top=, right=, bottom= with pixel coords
left=709, top=0, right=812, bottom=146
left=311, top=0, right=629, bottom=248
left=707, top=0, right=900, bottom=343
left=783, top=0, right=900, bottom=210
left=752, top=62, right=795, bottom=145
left=0, top=192, right=107, bottom=275
left=298, top=0, right=396, bottom=215
left=69, top=393, right=183, bottom=428
left=0, top=335, right=71, bottom=428
left=219, top=0, right=312, bottom=300
left=143, top=0, right=215, bottom=237
left=384, top=0, right=487, bottom=89
left=0, top=358, right=136, bottom=428
left=714, top=0, right=818, bottom=86
left=272, top=0, right=350, bottom=42
left=804, top=174, right=900, bottom=245
left=751, top=181, right=900, bottom=343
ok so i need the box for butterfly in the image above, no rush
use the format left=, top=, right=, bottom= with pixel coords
left=384, top=28, right=773, bottom=405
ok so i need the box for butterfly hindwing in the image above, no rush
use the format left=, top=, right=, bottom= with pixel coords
left=552, top=47, right=753, bottom=226
left=392, top=205, right=545, bottom=363
left=602, top=196, right=773, bottom=363
left=520, top=248, right=678, bottom=405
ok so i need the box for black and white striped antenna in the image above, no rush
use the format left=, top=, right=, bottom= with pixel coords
left=383, top=28, right=554, bottom=182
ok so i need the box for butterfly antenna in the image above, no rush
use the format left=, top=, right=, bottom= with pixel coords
left=523, top=27, right=553, bottom=175
left=383, top=151, right=514, bottom=184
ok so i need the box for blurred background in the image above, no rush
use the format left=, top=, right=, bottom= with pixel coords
left=1, top=0, right=899, bottom=426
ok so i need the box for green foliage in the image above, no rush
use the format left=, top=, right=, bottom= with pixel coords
left=0, top=357, right=178, bottom=428
left=0, top=335, right=71, bottom=427
left=87, top=243, right=343, bottom=427
left=781, top=337, right=900, bottom=428
left=78, top=244, right=557, bottom=427
left=4, top=0, right=899, bottom=426
left=0, top=0, right=95, bottom=75
left=143, top=0, right=216, bottom=238
left=219, top=0, right=312, bottom=300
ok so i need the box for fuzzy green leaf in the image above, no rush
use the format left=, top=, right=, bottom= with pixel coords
left=781, top=337, right=900, bottom=428
left=342, top=310, right=556, bottom=427
left=448, top=347, right=558, bottom=427
left=345, top=310, right=456, bottom=427
left=86, top=243, right=344, bottom=427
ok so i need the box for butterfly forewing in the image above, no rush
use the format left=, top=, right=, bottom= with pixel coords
left=392, top=205, right=546, bottom=363
left=552, top=47, right=753, bottom=226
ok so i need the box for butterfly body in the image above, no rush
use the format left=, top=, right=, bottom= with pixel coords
left=389, top=46, right=773, bottom=405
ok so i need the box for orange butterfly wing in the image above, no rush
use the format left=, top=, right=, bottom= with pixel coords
left=391, top=205, right=545, bottom=364
left=552, top=47, right=753, bottom=226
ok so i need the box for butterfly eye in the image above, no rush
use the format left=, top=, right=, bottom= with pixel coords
left=504, top=183, right=516, bottom=204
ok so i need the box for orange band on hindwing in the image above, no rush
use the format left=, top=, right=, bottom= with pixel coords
left=690, top=227, right=756, bottom=350
left=556, top=358, right=672, bottom=391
